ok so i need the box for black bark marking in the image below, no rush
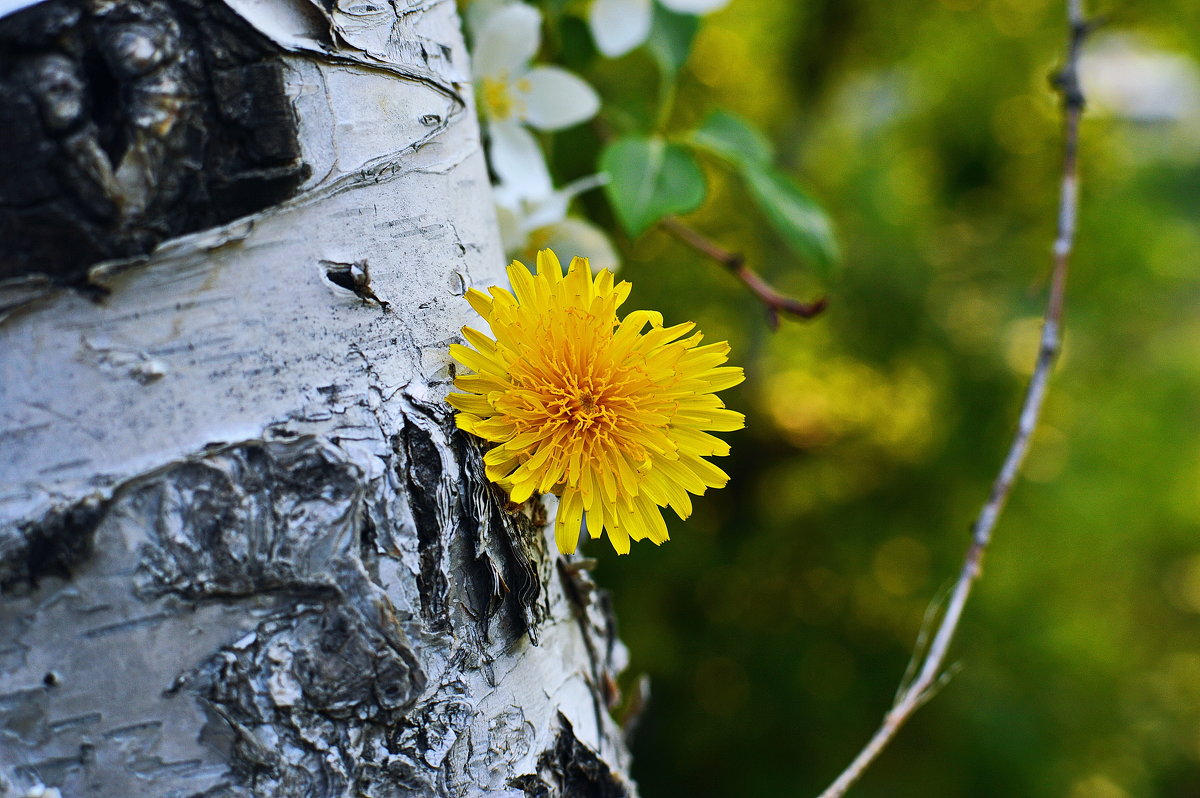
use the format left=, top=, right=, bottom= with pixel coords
left=457, top=433, right=544, bottom=645
left=509, top=713, right=631, bottom=798
left=0, top=495, right=104, bottom=592
left=0, top=0, right=308, bottom=284
left=127, top=438, right=364, bottom=600
left=395, top=416, right=450, bottom=632
left=495, top=500, right=545, bottom=633
left=458, top=435, right=511, bottom=634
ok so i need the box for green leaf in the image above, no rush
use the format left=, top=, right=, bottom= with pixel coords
left=744, top=166, right=840, bottom=271
left=555, top=15, right=598, bottom=72
left=600, top=136, right=706, bottom=237
left=647, top=4, right=699, bottom=77
left=689, top=109, right=774, bottom=168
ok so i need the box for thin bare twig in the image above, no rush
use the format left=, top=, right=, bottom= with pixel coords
left=660, top=217, right=828, bottom=329
left=815, top=3, right=1089, bottom=796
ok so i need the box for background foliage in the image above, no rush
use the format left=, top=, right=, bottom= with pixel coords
left=470, top=0, right=1200, bottom=795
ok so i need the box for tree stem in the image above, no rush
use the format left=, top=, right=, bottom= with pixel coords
left=815, top=2, right=1090, bottom=795
left=660, top=217, right=827, bottom=329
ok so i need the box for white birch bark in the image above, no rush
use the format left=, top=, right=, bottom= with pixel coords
left=0, top=1, right=635, bottom=795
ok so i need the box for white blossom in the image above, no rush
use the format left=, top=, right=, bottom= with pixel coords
left=494, top=175, right=619, bottom=273
left=588, top=0, right=731, bottom=58
left=473, top=4, right=600, bottom=199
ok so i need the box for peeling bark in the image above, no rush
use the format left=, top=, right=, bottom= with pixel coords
left=0, top=2, right=635, bottom=796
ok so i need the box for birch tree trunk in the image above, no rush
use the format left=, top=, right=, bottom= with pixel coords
left=0, top=2, right=635, bottom=796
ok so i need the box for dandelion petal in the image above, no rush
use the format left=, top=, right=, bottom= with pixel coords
left=447, top=248, right=744, bottom=555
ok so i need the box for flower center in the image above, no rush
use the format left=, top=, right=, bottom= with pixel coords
left=558, top=381, right=617, bottom=434
left=494, top=301, right=677, bottom=468
left=482, top=76, right=518, bottom=121
left=511, top=365, right=635, bottom=452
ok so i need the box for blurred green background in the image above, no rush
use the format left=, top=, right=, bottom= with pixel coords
left=538, top=0, right=1200, bottom=795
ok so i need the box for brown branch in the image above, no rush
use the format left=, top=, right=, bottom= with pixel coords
left=815, top=3, right=1090, bottom=797
left=659, top=217, right=827, bottom=329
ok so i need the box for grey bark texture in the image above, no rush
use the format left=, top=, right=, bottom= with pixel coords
left=0, top=1, right=637, bottom=796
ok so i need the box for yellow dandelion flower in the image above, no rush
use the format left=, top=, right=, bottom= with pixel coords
left=447, top=249, right=745, bottom=555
